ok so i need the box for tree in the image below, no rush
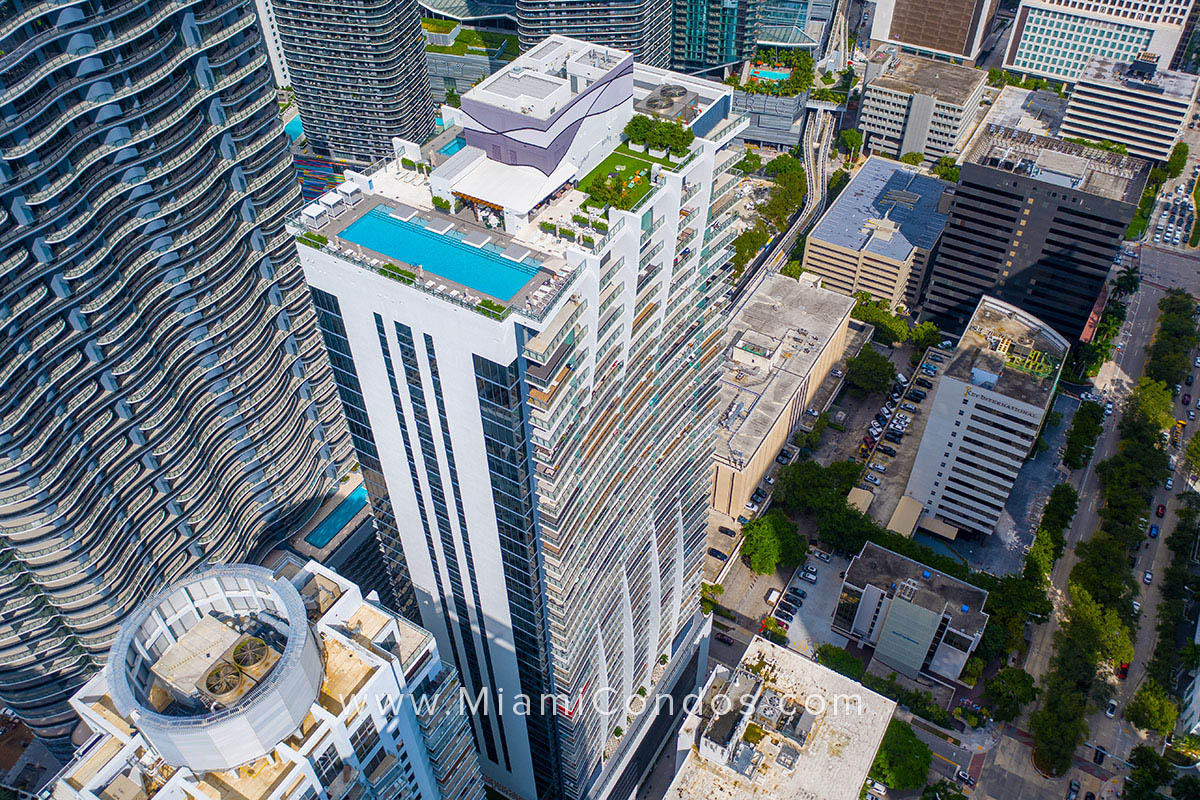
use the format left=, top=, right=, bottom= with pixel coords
left=983, top=668, right=1038, bottom=722
left=781, top=259, right=804, bottom=279
left=760, top=617, right=788, bottom=645
left=1174, top=774, right=1200, bottom=800
left=850, top=292, right=910, bottom=344
left=899, top=151, right=924, bottom=165
left=739, top=510, right=802, bottom=574
left=1062, top=402, right=1105, bottom=470
left=931, top=156, right=960, bottom=182
left=871, top=720, right=932, bottom=791
left=1125, top=680, right=1179, bottom=736
left=1126, top=377, right=1175, bottom=431
left=764, top=153, right=806, bottom=177
left=1167, top=141, right=1190, bottom=179
left=910, top=321, right=942, bottom=353
left=839, top=129, right=863, bottom=160
left=845, top=347, right=897, bottom=396
left=1113, top=264, right=1141, bottom=296
left=735, top=151, right=762, bottom=174
left=730, top=224, right=770, bottom=277
left=815, top=644, right=865, bottom=680
left=1185, top=432, right=1200, bottom=474
left=922, top=780, right=966, bottom=800
left=1125, top=746, right=1177, bottom=800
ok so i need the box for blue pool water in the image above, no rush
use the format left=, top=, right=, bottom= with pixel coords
left=285, top=116, right=303, bottom=140
left=751, top=68, right=791, bottom=81
left=305, top=486, right=368, bottom=548
left=435, top=116, right=444, bottom=127
left=340, top=205, right=541, bottom=301
left=438, top=136, right=466, bottom=156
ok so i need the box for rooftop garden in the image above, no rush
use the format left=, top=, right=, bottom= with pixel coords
left=580, top=150, right=656, bottom=211
left=425, top=25, right=519, bottom=61
left=725, top=47, right=814, bottom=97
left=420, top=17, right=458, bottom=33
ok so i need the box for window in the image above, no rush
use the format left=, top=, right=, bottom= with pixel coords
left=313, top=747, right=342, bottom=784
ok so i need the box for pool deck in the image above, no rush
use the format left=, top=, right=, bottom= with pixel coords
left=289, top=476, right=370, bottom=562
left=300, top=158, right=575, bottom=316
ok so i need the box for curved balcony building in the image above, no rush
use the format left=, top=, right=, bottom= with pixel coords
left=272, top=0, right=436, bottom=165
left=0, top=0, right=353, bottom=756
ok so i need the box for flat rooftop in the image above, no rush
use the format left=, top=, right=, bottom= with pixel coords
left=666, top=639, right=895, bottom=800
left=845, top=542, right=989, bottom=637
left=1078, top=55, right=1199, bottom=102
left=964, top=124, right=1149, bottom=204
left=868, top=53, right=986, bottom=106
left=983, top=85, right=1066, bottom=137
left=716, top=277, right=854, bottom=465
left=945, top=295, right=1069, bottom=406
left=810, top=157, right=949, bottom=263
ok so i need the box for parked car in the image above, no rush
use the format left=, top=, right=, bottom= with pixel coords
left=786, top=587, right=807, bottom=601
left=929, top=354, right=945, bottom=363
left=863, top=474, right=881, bottom=486
left=1167, top=477, right=1175, bottom=490
left=774, top=609, right=794, bottom=624
left=744, top=501, right=759, bottom=513
left=1105, top=699, right=1118, bottom=718
left=714, top=632, right=736, bottom=645
left=803, top=563, right=818, bottom=574
left=869, top=462, right=887, bottom=473
left=1067, top=779, right=1080, bottom=800
left=708, top=548, right=728, bottom=561
left=884, top=431, right=903, bottom=444
left=1149, top=524, right=1159, bottom=538
left=1105, top=401, right=1113, bottom=415
left=718, top=526, right=738, bottom=538
left=1187, top=374, right=1194, bottom=386
left=862, top=435, right=875, bottom=447
left=900, top=403, right=918, bottom=413
left=877, top=445, right=897, bottom=457
left=1144, top=570, right=1154, bottom=585
left=814, top=551, right=831, bottom=562
left=1157, top=503, right=1166, bottom=518
left=763, top=474, right=775, bottom=485
left=916, top=378, right=934, bottom=389
left=1117, top=662, right=1130, bottom=679
left=800, top=571, right=818, bottom=584
left=776, top=600, right=798, bottom=617
left=955, top=770, right=975, bottom=786
left=909, top=389, right=928, bottom=400
left=1185, top=393, right=1192, bottom=406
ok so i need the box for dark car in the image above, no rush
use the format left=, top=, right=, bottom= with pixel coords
left=1157, top=503, right=1167, bottom=518
left=877, top=445, right=898, bottom=457
left=875, top=413, right=889, bottom=426
left=708, top=548, right=728, bottom=561
left=751, top=489, right=766, bottom=503
left=916, top=377, right=934, bottom=389
left=908, top=389, right=927, bottom=400
left=777, top=600, right=798, bottom=616
left=786, top=588, right=807, bottom=601
left=714, top=632, right=736, bottom=646
left=774, top=608, right=794, bottom=624
left=1186, top=393, right=1193, bottom=406
left=718, top=526, right=738, bottom=538
left=1188, top=374, right=1195, bottom=386
left=1149, top=524, right=1159, bottom=538
left=884, top=431, right=903, bottom=444
left=862, top=435, right=876, bottom=447
left=1067, top=779, right=1080, bottom=800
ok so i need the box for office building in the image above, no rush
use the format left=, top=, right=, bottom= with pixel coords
left=870, top=0, right=998, bottom=63
left=515, top=0, right=671, bottom=66
left=0, top=0, right=352, bottom=755
left=833, top=543, right=990, bottom=683
left=923, top=126, right=1149, bottom=339
left=1004, top=0, right=1196, bottom=83
left=273, top=0, right=436, bottom=164
left=49, top=562, right=484, bottom=800
left=758, top=0, right=835, bottom=48
left=291, top=37, right=743, bottom=800
left=662, top=638, right=895, bottom=800
left=712, top=279, right=858, bottom=517
left=422, top=21, right=520, bottom=104
left=803, top=157, right=951, bottom=312
left=1061, top=54, right=1199, bottom=161
left=860, top=51, right=988, bottom=163
left=905, top=297, right=1068, bottom=536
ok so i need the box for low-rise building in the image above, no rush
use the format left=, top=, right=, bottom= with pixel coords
left=48, top=562, right=484, bottom=800
left=1061, top=54, right=1199, bottom=162
left=663, top=637, right=895, bottom=800
left=905, top=296, right=1068, bottom=536
left=833, top=542, right=990, bottom=684
left=802, top=156, right=951, bottom=312
left=860, top=51, right=988, bottom=162
left=711, top=278, right=857, bottom=517
left=422, top=20, right=519, bottom=104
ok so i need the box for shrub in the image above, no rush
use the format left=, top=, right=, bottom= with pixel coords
left=400, top=157, right=416, bottom=170
left=581, top=234, right=595, bottom=246
left=539, top=221, right=556, bottom=233
left=432, top=196, right=451, bottom=211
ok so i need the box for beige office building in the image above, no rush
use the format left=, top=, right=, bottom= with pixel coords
left=802, top=156, right=951, bottom=313
left=711, top=277, right=856, bottom=517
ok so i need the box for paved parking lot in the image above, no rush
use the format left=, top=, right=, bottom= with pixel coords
left=778, top=553, right=850, bottom=657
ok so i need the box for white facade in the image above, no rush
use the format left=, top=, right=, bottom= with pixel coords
left=48, top=562, right=484, bottom=800
left=1061, top=55, right=1199, bottom=160
left=293, top=37, right=744, bottom=800
left=252, top=0, right=291, bottom=85
left=904, top=298, right=1067, bottom=536
left=1004, top=0, right=1195, bottom=82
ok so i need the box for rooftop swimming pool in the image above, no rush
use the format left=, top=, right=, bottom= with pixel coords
left=339, top=205, right=541, bottom=301
left=305, top=486, right=367, bottom=548
left=750, top=68, right=791, bottom=82
left=285, top=116, right=303, bottom=141
left=438, top=136, right=466, bottom=156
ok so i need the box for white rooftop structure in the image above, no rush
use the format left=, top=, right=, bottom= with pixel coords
left=663, top=638, right=895, bottom=800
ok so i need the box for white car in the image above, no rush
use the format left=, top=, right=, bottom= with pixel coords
left=870, top=462, right=887, bottom=473
left=745, top=501, right=759, bottom=512
left=1106, top=699, right=1118, bottom=718
left=863, top=474, right=881, bottom=486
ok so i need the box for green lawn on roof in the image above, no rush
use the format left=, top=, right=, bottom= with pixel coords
left=580, top=150, right=657, bottom=210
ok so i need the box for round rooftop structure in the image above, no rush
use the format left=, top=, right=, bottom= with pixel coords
left=107, top=565, right=323, bottom=772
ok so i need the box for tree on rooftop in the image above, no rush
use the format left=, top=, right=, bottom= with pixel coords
left=899, top=151, right=924, bottom=165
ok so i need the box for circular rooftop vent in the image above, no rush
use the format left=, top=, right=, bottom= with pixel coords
left=233, top=637, right=268, bottom=669
left=661, top=84, right=687, bottom=98
left=205, top=664, right=243, bottom=698
left=646, top=97, right=673, bottom=110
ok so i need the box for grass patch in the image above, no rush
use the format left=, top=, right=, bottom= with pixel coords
left=421, top=17, right=457, bottom=33
left=425, top=28, right=518, bottom=60
left=580, top=150, right=657, bottom=210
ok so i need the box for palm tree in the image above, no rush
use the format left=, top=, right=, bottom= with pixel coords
left=1113, top=264, right=1141, bottom=296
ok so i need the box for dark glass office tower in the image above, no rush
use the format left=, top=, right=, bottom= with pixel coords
left=0, top=0, right=352, bottom=755
left=272, top=0, right=436, bottom=164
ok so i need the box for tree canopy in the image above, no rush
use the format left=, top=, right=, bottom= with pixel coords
left=870, top=720, right=932, bottom=791
left=845, top=347, right=897, bottom=396
left=910, top=321, right=942, bottom=353
left=899, top=152, right=924, bottom=165
left=1125, top=377, right=1175, bottom=431
left=740, top=510, right=804, bottom=574
left=1167, top=141, right=1190, bottom=179
left=983, top=668, right=1037, bottom=723
left=1125, top=679, right=1179, bottom=736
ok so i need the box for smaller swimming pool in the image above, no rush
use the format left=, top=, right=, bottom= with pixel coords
left=285, top=116, right=303, bottom=141
left=438, top=136, right=466, bottom=156
left=305, top=486, right=368, bottom=548
left=751, top=68, right=791, bottom=82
